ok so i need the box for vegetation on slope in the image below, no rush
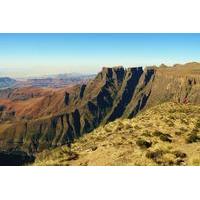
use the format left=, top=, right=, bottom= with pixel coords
left=33, top=102, right=200, bottom=166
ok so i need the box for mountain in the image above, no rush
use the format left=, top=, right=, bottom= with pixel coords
left=0, top=73, right=95, bottom=89
left=33, top=102, right=200, bottom=166
left=53, top=73, right=95, bottom=80
left=0, top=62, right=200, bottom=165
left=0, top=77, right=17, bottom=89
left=16, top=74, right=96, bottom=88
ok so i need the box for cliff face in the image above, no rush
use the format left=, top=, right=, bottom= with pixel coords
left=0, top=62, right=200, bottom=154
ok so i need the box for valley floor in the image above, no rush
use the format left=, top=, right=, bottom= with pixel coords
left=33, top=102, right=200, bottom=166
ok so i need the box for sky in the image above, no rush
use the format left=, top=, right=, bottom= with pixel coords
left=0, top=33, right=200, bottom=77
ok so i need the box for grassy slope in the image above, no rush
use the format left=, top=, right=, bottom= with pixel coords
left=33, top=102, right=200, bottom=166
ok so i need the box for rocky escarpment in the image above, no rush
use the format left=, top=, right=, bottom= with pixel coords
left=1, top=62, right=200, bottom=156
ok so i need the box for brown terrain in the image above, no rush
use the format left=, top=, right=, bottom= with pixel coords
left=34, top=102, right=200, bottom=166
left=0, top=86, right=75, bottom=119
left=0, top=62, right=200, bottom=165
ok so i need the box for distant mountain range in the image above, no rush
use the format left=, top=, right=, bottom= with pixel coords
left=0, top=73, right=95, bottom=89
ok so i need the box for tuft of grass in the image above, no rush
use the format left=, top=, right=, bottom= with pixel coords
left=136, top=138, right=152, bottom=149
left=175, top=131, right=182, bottom=136
left=179, top=127, right=188, bottom=132
left=173, top=150, right=187, bottom=158
left=124, top=123, right=133, bottom=130
left=104, top=126, right=112, bottom=132
left=180, top=119, right=189, bottom=125
left=114, top=121, right=124, bottom=132
left=134, top=125, right=141, bottom=130
left=190, top=158, right=200, bottom=166
left=153, top=131, right=172, bottom=142
left=160, top=134, right=172, bottom=143
left=146, top=149, right=163, bottom=161
left=161, top=153, right=177, bottom=166
left=142, top=131, right=152, bottom=137
left=153, top=130, right=163, bottom=137
left=195, top=120, right=200, bottom=129
left=186, top=133, right=200, bottom=143
left=192, top=128, right=199, bottom=133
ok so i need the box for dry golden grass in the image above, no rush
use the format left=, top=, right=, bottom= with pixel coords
left=33, top=102, right=200, bottom=166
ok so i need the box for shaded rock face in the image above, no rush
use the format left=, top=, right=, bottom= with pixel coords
left=0, top=77, right=16, bottom=89
left=1, top=63, right=200, bottom=157
left=64, top=92, right=70, bottom=105
left=0, top=105, right=6, bottom=112
left=0, top=150, right=35, bottom=166
left=106, top=67, right=143, bottom=122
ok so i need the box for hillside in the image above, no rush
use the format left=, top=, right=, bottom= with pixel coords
left=0, top=86, right=75, bottom=120
left=14, top=74, right=95, bottom=88
left=34, top=102, right=200, bottom=166
left=0, top=77, right=16, bottom=89
left=0, top=62, right=200, bottom=158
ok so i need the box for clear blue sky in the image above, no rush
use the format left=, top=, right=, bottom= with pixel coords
left=0, top=33, right=200, bottom=77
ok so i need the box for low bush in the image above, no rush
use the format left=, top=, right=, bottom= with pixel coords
left=160, top=134, right=172, bottom=143
left=153, top=130, right=163, bottom=137
left=136, top=138, right=152, bottom=149
left=175, top=131, right=182, bottom=136
left=134, top=125, right=141, bottom=130
left=186, top=133, right=200, bottom=143
left=124, top=123, right=133, bottom=130
left=173, top=150, right=187, bottom=158
left=195, top=120, right=200, bottom=129
left=179, top=127, right=188, bottom=132
left=104, top=126, right=112, bottom=132
left=146, top=149, right=163, bottom=161
left=153, top=131, right=172, bottom=142
left=142, top=131, right=152, bottom=137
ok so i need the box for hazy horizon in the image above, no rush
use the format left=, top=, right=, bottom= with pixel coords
left=1, top=33, right=200, bottom=78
